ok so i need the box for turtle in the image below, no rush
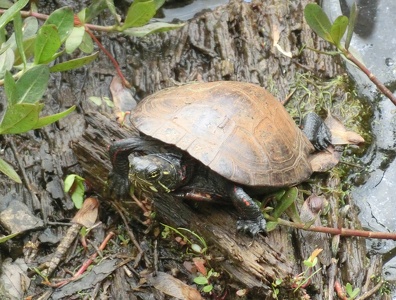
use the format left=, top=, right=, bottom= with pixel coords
left=108, top=81, right=331, bottom=235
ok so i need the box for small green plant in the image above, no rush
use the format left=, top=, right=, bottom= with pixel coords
left=345, top=282, right=360, bottom=299
left=64, top=174, right=85, bottom=209
left=161, top=224, right=208, bottom=254
left=193, top=268, right=219, bottom=293
left=271, top=278, right=283, bottom=299
left=293, top=249, right=323, bottom=292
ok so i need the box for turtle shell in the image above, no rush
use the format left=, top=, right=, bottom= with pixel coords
left=131, top=81, right=315, bottom=187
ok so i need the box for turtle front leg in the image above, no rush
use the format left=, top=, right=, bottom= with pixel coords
left=230, top=186, right=266, bottom=236
left=109, top=138, right=141, bottom=196
left=301, top=112, right=332, bottom=150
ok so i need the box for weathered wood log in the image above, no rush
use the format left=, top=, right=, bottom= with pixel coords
left=71, top=112, right=292, bottom=295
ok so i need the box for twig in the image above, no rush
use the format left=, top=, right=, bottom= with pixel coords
left=112, top=202, right=144, bottom=268
left=356, top=279, right=383, bottom=300
left=344, top=50, right=396, bottom=105
left=271, top=216, right=396, bottom=240
left=8, top=137, right=41, bottom=210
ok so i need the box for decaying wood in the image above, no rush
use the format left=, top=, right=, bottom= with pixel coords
left=72, top=112, right=291, bottom=295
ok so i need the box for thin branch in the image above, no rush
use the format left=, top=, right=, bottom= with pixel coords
left=343, top=49, right=396, bottom=105
left=272, top=217, right=396, bottom=240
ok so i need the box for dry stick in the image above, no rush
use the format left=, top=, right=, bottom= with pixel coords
left=274, top=217, right=396, bottom=240
left=84, top=27, right=131, bottom=88
left=112, top=202, right=145, bottom=268
left=8, top=138, right=42, bottom=211
left=355, top=279, right=384, bottom=300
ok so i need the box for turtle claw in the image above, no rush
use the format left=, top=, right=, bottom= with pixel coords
left=313, top=123, right=332, bottom=151
left=237, top=216, right=267, bottom=236
left=302, top=112, right=332, bottom=151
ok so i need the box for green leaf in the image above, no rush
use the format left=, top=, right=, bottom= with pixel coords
left=4, top=70, right=16, bottom=105
left=2, top=17, right=38, bottom=52
left=21, top=17, right=39, bottom=38
left=15, top=65, right=49, bottom=103
left=0, top=48, right=15, bottom=79
left=153, top=0, right=165, bottom=10
left=330, top=15, right=348, bottom=47
left=89, top=96, right=102, bottom=106
left=0, top=103, right=43, bottom=134
left=0, top=0, right=13, bottom=9
left=304, top=3, right=333, bottom=43
left=202, top=284, right=213, bottom=293
left=64, top=174, right=78, bottom=192
left=14, top=36, right=36, bottom=65
left=34, top=24, right=61, bottom=64
left=79, top=31, right=94, bottom=53
left=0, top=157, right=21, bottom=183
left=13, top=10, right=26, bottom=68
left=71, top=183, right=85, bottom=209
left=77, top=8, right=86, bottom=24
left=50, top=51, right=99, bottom=72
left=193, top=276, right=208, bottom=285
left=84, top=0, right=108, bottom=23
left=0, top=0, right=29, bottom=31
left=0, top=231, right=21, bottom=243
left=103, top=97, right=114, bottom=107
left=272, top=187, right=298, bottom=219
left=64, top=174, right=85, bottom=209
left=32, top=106, right=76, bottom=129
left=65, top=26, right=85, bottom=54
left=44, top=7, right=74, bottom=42
left=345, top=2, right=357, bottom=50
left=121, top=0, right=157, bottom=30
left=123, top=22, right=184, bottom=37
left=265, top=221, right=278, bottom=232
left=105, top=0, right=120, bottom=26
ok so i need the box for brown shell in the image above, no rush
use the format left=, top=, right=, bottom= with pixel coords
left=131, top=81, right=315, bottom=187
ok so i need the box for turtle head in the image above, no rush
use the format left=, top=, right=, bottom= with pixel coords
left=129, top=154, right=185, bottom=194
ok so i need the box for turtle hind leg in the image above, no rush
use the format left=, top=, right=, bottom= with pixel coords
left=301, top=112, right=332, bottom=151
left=230, top=186, right=267, bottom=236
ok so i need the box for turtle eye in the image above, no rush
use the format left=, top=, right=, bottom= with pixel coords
left=148, top=169, right=161, bottom=180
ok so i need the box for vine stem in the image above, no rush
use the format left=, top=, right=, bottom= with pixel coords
left=271, top=217, right=396, bottom=240
left=343, top=48, right=396, bottom=105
